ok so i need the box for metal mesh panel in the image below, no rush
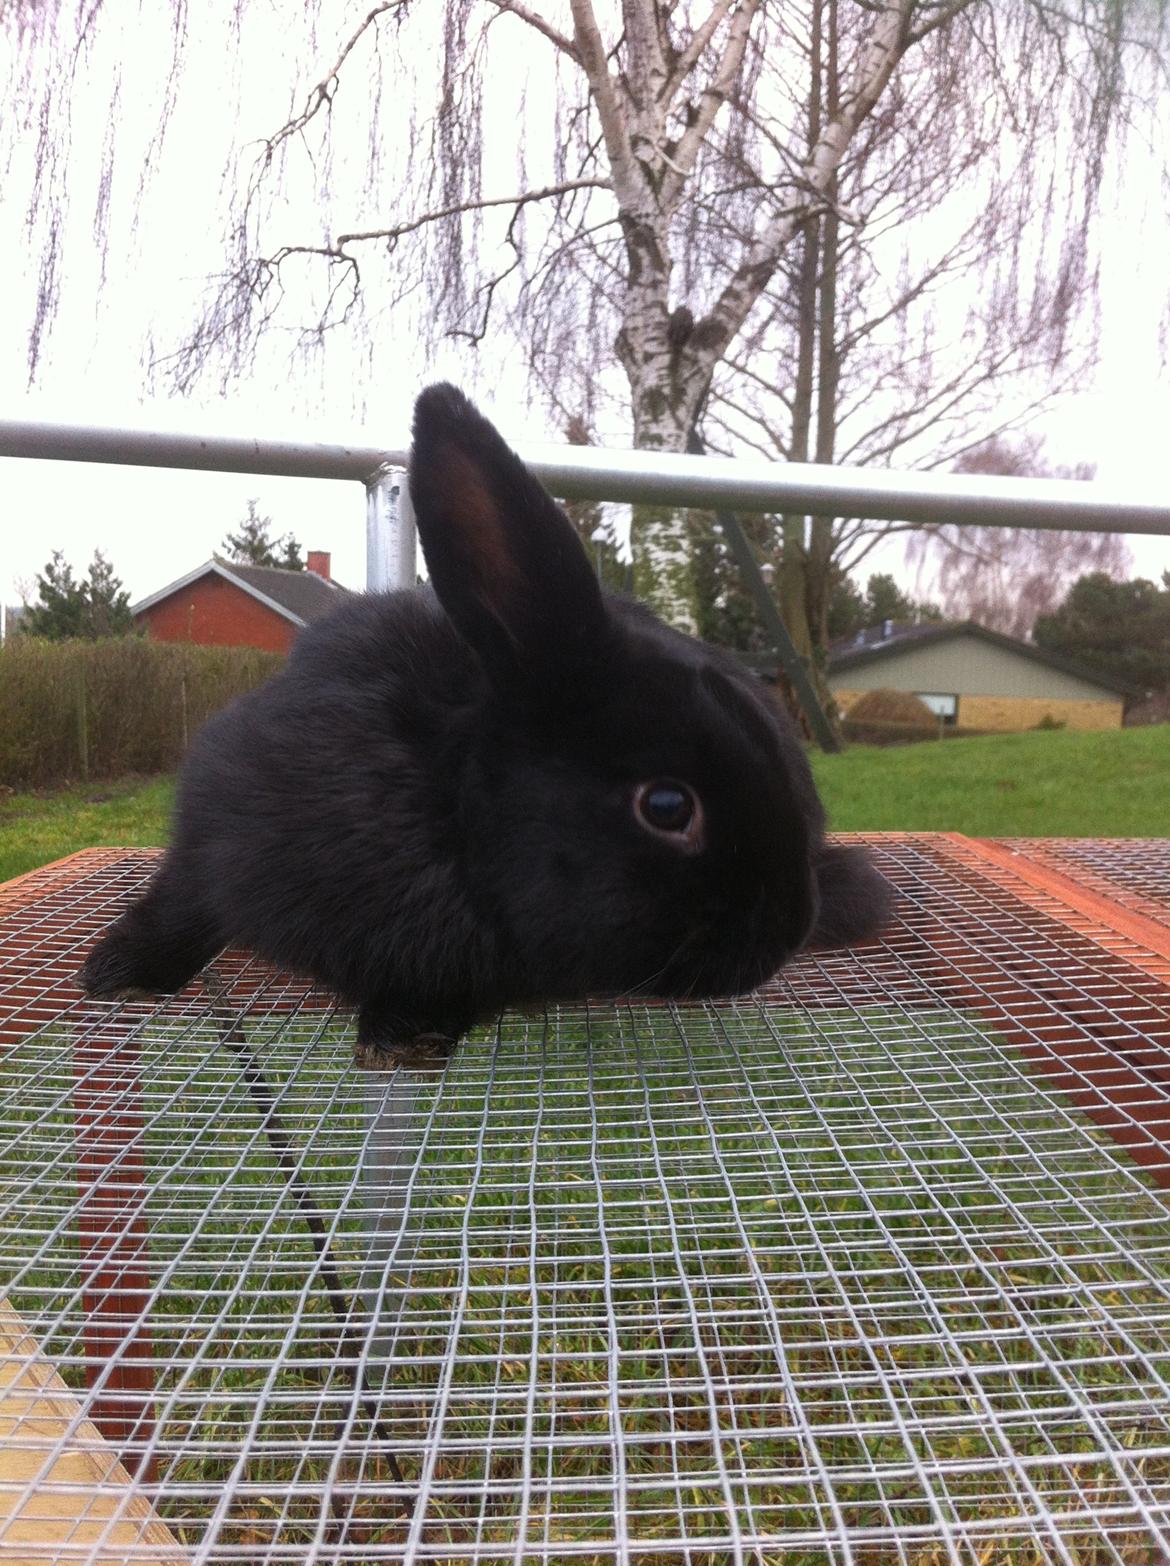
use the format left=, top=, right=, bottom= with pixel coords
left=2, top=839, right=1170, bottom=1564
left=1006, top=839, right=1170, bottom=934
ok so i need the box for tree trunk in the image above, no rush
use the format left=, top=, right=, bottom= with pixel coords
left=776, top=1, right=821, bottom=672
left=616, top=200, right=716, bottom=633
left=777, top=208, right=817, bottom=660
left=627, top=362, right=704, bottom=633
left=774, top=0, right=841, bottom=724
left=808, top=6, right=842, bottom=664
left=630, top=504, right=699, bottom=631
left=565, top=0, right=917, bottom=642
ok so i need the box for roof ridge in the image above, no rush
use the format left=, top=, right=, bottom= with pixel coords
left=826, top=617, right=1139, bottom=697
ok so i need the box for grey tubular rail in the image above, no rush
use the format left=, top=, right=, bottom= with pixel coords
left=3, top=416, right=1170, bottom=533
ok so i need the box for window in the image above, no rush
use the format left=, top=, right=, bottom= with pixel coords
left=917, top=692, right=958, bottom=725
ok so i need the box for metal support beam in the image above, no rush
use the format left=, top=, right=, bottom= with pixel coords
left=361, top=462, right=419, bottom=1367
left=716, top=510, right=841, bottom=754
left=684, top=425, right=840, bottom=754
left=365, top=464, right=417, bottom=593
left=4, top=415, right=1170, bottom=533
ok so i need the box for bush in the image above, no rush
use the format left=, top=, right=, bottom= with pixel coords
left=1124, top=691, right=1170, bottom=727
left=842, top=687, right=937, bottom=727
left=0, top=638, right=283, bottom=788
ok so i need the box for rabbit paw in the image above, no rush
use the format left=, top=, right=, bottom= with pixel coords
left=354, top=1000, right=461, bottom=1073
left=354, top=1030, right=457, bottom=1073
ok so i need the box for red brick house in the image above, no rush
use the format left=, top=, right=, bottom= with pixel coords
left=133, top=552, right=348, bottom=653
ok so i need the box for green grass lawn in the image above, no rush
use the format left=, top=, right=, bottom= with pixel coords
left=0, top=773, right=174, bottom=883
left=0, top=727, right=1165, bottom=885
left=812, top=724, right=1169, bottom=837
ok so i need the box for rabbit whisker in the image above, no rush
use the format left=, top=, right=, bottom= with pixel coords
left=619, top=932, right=698, bottom=1002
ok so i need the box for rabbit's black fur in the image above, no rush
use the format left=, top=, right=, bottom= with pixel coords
left=81, top=385, right=889, bottom=1058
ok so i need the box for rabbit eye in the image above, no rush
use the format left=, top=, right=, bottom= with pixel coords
left=633, top=780, right=703, bottom=849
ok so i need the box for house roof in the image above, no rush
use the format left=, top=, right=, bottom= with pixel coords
left=132, top=560, right=348, bottom=628
left=829, top=620, right=944, bottom=658
left=826, top=619, right=1140, bottom=698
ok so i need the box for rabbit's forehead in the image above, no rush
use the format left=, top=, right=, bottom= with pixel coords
left=515, top=599, right=808, bottom=809
left=568, top=654, right=798, bottom=793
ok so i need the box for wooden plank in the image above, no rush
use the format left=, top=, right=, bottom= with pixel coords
left=0, top=850, right=131, bottom=916
left=72, top=1035, right=159, bottom=1481
left=956, top=834, right=1170, bottom=972
left=0, top=1298, right=184, bottom=1564
left=930, top=834, right=1170, bottom=1187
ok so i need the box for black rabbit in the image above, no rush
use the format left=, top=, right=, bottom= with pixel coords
left=81, top=384, right=888, bottom=1064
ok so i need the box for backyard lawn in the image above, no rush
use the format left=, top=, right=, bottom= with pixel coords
left=0, top=774, right=174, bottom=883
left=0, top=726, right=1166, bottom=885
left=810, top=724, right=1169, bottom=837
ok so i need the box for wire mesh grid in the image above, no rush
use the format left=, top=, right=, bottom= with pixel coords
left=2, top=838, right=1170, bottom=1565
left=1004, top=840, right=1170, bottom=936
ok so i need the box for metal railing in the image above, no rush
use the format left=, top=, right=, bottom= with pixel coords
left=6, top=412, right=1165, bottom=752
left=4, top=411, right=1170, bottom=602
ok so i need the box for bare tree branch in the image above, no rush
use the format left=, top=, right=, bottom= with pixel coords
left=661, top=0, right=764, bottom=210
left=907, top=0, right=976, bottom=44
left=484, top=0, right=578, bottom=60
left=662, top=0, right=739, bottom=107
left=569, top=0, right=639, bottom=194
left=259, top=2, right=409, bottom=169
left=622, top=0, right=669, bottom=109
left=691, top=0, right=920, bottom=368
left=910, top=434, right=1132, bottom=636
left=333, top=178, right=612, bottom=249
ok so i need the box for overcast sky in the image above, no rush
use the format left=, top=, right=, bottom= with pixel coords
left=3, top=3, right=1169, bottom=611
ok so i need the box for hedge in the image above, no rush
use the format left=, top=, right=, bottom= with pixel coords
left=0, top=638, right=284, bottom=788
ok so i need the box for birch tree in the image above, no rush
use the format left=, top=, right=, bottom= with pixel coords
left=694, top=0, right=1164, bottom=684
left=9, top=0, right=1167, bottom=639
left=193, top=0, right=935, bottom=633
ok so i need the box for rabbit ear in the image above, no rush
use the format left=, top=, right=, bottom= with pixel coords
left=409, top=384, right=609, bottom=698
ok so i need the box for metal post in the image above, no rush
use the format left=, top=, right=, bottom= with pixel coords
left=684, top=429, right=839, bottom=754
left=361, top=462, right=419, bottom=1368
left=365, top=464, right=417, bottom=593
left=359, top=1081, right=420, bottom=1369
left=716, top=509, right=841, bottom=754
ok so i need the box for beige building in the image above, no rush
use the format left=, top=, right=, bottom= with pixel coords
left=828, top=621, right=1133, bottom=731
